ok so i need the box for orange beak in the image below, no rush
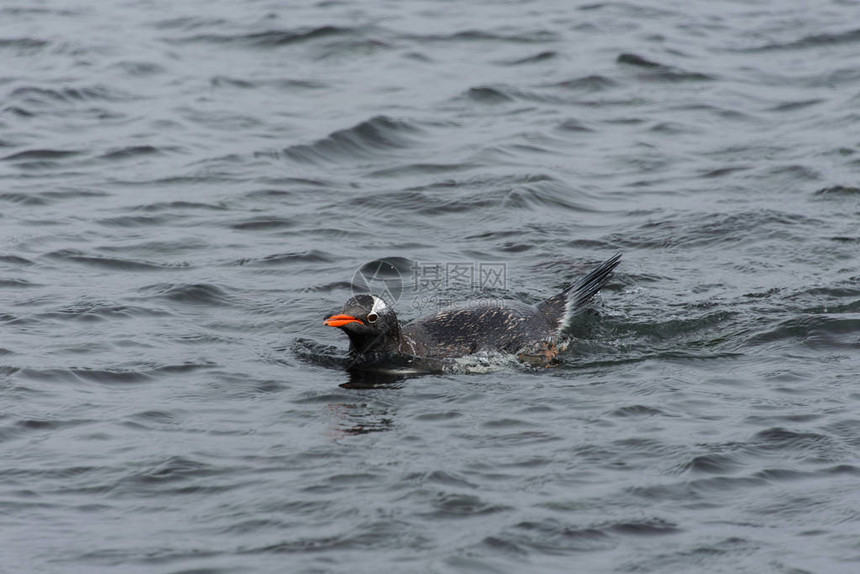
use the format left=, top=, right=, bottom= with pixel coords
left=324, top=314, right=363, bottom=328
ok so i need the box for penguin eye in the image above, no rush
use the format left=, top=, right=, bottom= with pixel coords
left=366, top=313, right=378, bottom=324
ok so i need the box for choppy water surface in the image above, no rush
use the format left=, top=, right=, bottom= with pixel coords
left=2, top=0, right=859, bottom=572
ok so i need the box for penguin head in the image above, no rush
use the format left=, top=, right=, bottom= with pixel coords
left=324, top=294, right=401, bottom=354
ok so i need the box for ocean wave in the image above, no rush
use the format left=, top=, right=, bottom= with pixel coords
left=280, top=115, right=422, bottom=164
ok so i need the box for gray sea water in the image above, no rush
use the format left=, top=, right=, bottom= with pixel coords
left=2, top=0, right=860, bottom=572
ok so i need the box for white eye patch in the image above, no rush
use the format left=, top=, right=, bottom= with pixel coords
left=370, top=296, right=388, bottom=315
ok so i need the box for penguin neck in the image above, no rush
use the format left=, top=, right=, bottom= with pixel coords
left=346, top=322, right=403, bottom=355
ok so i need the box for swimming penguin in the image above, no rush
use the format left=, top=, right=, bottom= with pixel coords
left=324, top=252, right=621, bottom=366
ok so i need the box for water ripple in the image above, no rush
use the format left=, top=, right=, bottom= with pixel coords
left=279, top=115, right=422, bottom=164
